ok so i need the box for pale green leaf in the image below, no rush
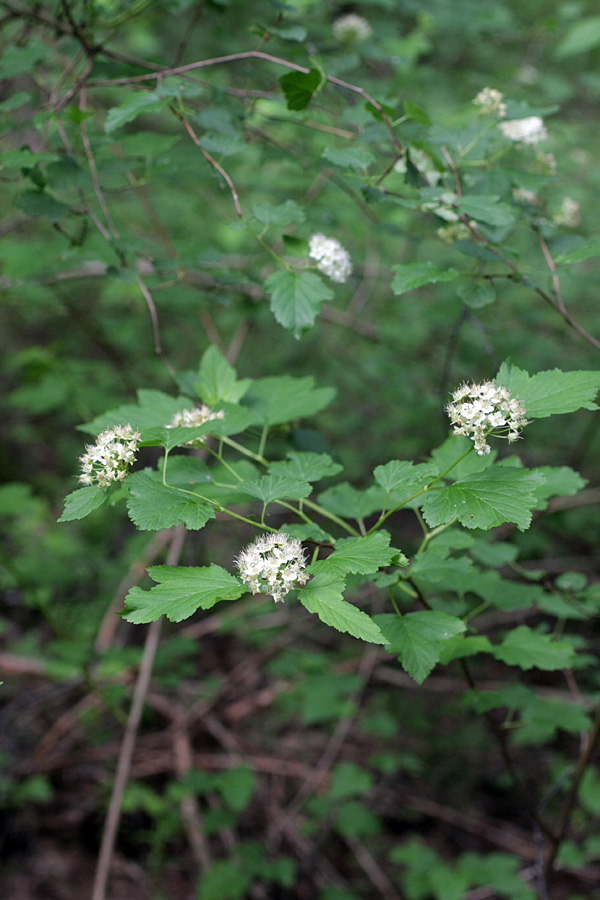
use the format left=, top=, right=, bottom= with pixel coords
left=126, top=472, right=215, bottom=531
left=375, top=611, right=466, bottom=683
left=458, top=195, right=515, bottom=226
left=456, top=279, right=496, bottom=309
left=252, top=200, right=305, bottom=225
left=321, top=146, right=375, bottom=170
left=421, top=467, right=545, bottom=531
left=310, top=532, right=398, bottom=578
left=195, top=346, right=251, bottom=405
left=105, top=91, right=168, bottom=133
left=264, top=270, right=334, bottom=337
left=493, top=626, right=575, bottom=671
left=495, top=362, right=600, bottom=418
left=298, top=573, right=388, bottom=644
left=555, top=16, right=600, bottom=58
left=531, top=466, right=587, bottom=509
left=268, top=451, right=343, bottom=483
left=391, top=262, right=460, bottom=295
left=237, top=475, right=312, bottom=503
left=58, top=486, right=108, bottom=522
left=121, top=564, right=244, bottom=623
left=318, top=482, right=384, bottom=520
left=243, top=375, right=335, bottom=425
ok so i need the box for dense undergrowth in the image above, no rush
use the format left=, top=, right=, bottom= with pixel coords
left=2, top=2, right=600, bottom=899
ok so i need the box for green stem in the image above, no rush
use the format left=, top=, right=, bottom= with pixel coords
left=258, top=424, right=269, bottom=461
left=367, top=444, right=474, bottom=534
left=220, top=434, right=268, bottom=465
left=301, top=497, right=360, bottom=537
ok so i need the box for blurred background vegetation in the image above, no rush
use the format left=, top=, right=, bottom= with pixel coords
left=1, top=1, right=600, bottom=898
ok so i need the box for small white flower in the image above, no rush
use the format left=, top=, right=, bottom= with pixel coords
left=166, top=405, right=225, bottom=446
left=333, top=14, right=372, bottom=43
left=446, top=381, right=529, bottom=456
left=473, top=87, right=506, bottom=119
left=498, top=116, right=547, bottom=145
left=236, top=532, right=308, bottom=603
left=308, top=233, right=353, bottom=284
left=553, top=197, right=581, bottom=228
left=78, top=424, right=140, bottom=488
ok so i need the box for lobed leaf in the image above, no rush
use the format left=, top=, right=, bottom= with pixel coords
left=298, top=573, right=388, bottom=645
left=375, top=611, right=466, bottom=684
left=421, top=466, right=545, bottom=531
left=121, top=564, right=245, bottom=623
left=58, top=486, right=108, bottom=522
left=126, top=472, right=216, bottom=531
left=264, top=270, right=333, bottom=337
left=496, top=362, right=600, bottom=418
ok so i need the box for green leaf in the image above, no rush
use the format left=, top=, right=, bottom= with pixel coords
left=298, top=573, right=388, bottom=645
left=456, top=279, right=496, bottom=309
left=58, top=486, right=108, bottom=522
left=321, top=146, right=375, bottom=170
left=195, top=346, right=251, bottom=406
left=373, top=459, right=438, bottom=494
left=421, top=466, right=545, bottom=531
left=126, top=473, right=216, bottom=531
left=438, top=635, right=494, bottom=664
left=279, top=68, right=321, bottom=110
left=264, top=270, right=334, bottom=337
left=105, top=91, right=168, bottom=133
left=555, top=236, right=600, bottom=264
left=217, top=767, right=256, bottom=812
left=374, top=611, right=466, bottom=684
left=531, top=466, right=587, bottom=509
left=13, top=190, right=69, bottom=220
left=80, top=389, right=189, bottom=435
left=495, top=362, right=600, bottom=418
left=391, top=262, right=460, bottom=295
left=2, top=150, right=61, bottom=168
left=458, top=195, right=515, bottom=226
left=403, top=99, right=431, bottom=126
left=252, top=200, right=305, bottom=225
left=121, top=564, right=245, bottom=623
left=237, top=475, right=312, bottom=503
left=555, top=16, right=600, bottom=58
left=199, top=132, right=246, bottom=156
left=311, top=532, right=398, bottom=578
left=268, top=451, right=343, bottom=483
left=493, top=626, right=575, bottom=671
left=198, top=860, right=251, bottom=900
left=243, top=375, right=335, bottom=426
left=0, top=41, right=48, bottom=79
left=318, top=482, right=384, bottom=520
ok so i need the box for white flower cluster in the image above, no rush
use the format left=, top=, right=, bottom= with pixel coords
left=553, top=196, right=581, bottom=228
left=236, top=532, right=308, bottom=603
left=308, top=233, right=353, bottom=284
left=473, top=87, right=506, bottom=119
left=79, top=424, right=140, bottom=488
left=333, top=14, right=372, bottom=43
left=167, top=405, right=225, bottom=446
left=446, top=381, right=529, bottom=456
left=498, top=116, right=547, bottom=145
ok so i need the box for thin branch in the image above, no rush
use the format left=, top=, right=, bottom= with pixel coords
left=442, top=145, right=600, bottom=352
left=177, top=114, right=243, bottom=218
left=545, top=703, right=600, bottom=879
left=79, top=86, right=120, bottom=239
left=91, top=526, right=186, bottom=900
left=136, top=276, right=177, bottom=379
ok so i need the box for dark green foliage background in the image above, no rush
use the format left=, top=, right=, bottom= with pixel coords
left=1, top=1, right=600, bottom=898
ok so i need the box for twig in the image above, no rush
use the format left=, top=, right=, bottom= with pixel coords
left=79, top=86, right=120, bottom=240
left=441, top=145, right=600, bottom=353
left=177, top=115, right=243, bottom=218
left=544, top=703, right=600, bottom=880
left=136, top=276, right=177, bottom=379
left=345, top=834, right=404, bottom=900
left=91, top=525, right=185, bottom=900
